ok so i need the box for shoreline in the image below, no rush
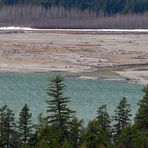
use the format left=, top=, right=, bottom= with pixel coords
left=1, top=27, right=148, bottom=34
left=0, top=28, right=147, bottom=86
left=116, top=70, right=148, bottom=86
left=0, top=64, right=93, bottom=73
left=0, top=65, right=147, bottom=86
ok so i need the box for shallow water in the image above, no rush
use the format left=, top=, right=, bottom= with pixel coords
left=0, top=72, right=144, bottom=123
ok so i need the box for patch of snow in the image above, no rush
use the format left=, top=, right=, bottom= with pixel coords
left=78, top=76, right=99, bottom=80
left=0, top=27, right=35, bottom=31
left=0, top=27, right=148, bottom=33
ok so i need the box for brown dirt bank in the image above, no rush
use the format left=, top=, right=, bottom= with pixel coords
left=0, top=30, right=147, bottom=84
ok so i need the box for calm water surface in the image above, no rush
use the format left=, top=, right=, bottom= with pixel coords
left=0, top=72, right=144, bottom=123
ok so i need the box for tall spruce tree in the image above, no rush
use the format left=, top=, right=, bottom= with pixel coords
left=96, top=105, right=112, bottom=146
left=4, top=108, right=16, bottom=148
left=113, top=97, right=132, bottom=143
left=47, top=75, right=75, bottom=139
left=135, top=85, right=148, bottom=135
left=17, top=104, right=32, bottom=146
left=0, top=105, right=17, bottom=147
left=96, top=105, right=111, bottom=134
left=0, top=105, right=7, bottom=146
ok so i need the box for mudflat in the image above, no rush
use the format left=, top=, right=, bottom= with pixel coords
left=0, top=30, right=148, bottom=85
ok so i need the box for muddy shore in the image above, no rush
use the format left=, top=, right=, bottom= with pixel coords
left=0, top=29, right=148, bottom=85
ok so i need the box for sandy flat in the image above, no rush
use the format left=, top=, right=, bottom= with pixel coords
left=116, top=70, right=148, bottom=85
left=0, top=29, right=148, bottom=85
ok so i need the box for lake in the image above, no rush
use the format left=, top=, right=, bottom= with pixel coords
left=0, top=72, right=144, bottom=123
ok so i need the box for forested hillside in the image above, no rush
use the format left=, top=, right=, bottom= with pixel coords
left=0, top=0, right=148, bottom=28
left=1, top=0, right=148, bottom=14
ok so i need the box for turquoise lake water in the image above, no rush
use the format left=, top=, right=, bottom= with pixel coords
left=0, top=72, right=144, bottom=123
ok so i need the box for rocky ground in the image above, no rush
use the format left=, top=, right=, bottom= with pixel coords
left=0, top=29, right=148, bottom=85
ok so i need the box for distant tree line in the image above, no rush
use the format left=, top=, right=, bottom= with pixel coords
left=0, top=0, right=148, bottom=28
left=0, top=0, right=148, bottom=15
left=0, top=5, right=148, bottom=29
left=0, top=75, right=147, bottom=147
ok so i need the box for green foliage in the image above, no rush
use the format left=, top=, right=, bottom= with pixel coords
left=82, top=119, right=100, bottom=148
left=0, top=105, right=18, bottom=147
left=0, top=76, right=147, bottom=147
left=36, top=113, right=48, bottom=135
left=112, top=97, right=132, bottom=143
left=81, top=118, right=112, bottom=148
left=69, top=116, right=83, bottom=148
left=119, top=124, right=147, bottom=148
left=38, top=124, right=65, bottom=147
left=135, top=85, right=148, bottom=135
left=17, top=104, right=33, bottom=146
left=28, top=130, right=39, bottom=147
left=46, top=75, right=75, bottom=144
left=0, top=105, right=8, bottom=146
left=96, top=105, right=111, bottom=135
left=96, top=105, right=112, bottom=147
left=62, top=138, right=73, bottom=148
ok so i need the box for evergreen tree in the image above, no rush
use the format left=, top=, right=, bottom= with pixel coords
left=47, top=75, right=75, bottom=141
left=69, top=116, right=83, bottom=148
left=4, top=108, right=16, bottom=147
left=36, top=113, right=52, bottom=147
left=36, top=113, right=48, bottom=136
left=38, top=124, right=64, bottom=147
left=17, top=104, right=32, bottom=146
left=96, top=105, right=112, bottom=146
left=0, top=105, right=18, bottom=147
left=96, top=105, right=111, bottom=135
left=81, top=105, right=113, bottom=148
left=112, top=97, right=132, bottom=143
left=0, top=105, right=7, bottom=146
left=119, top=124, right=146, bottom=148
left=82, top=119, right=101, bottom=148
left=28, top=130, right=39, bottom=147
left=135, top=85, right=148, bottom=135
left=62, top=138, right=73, bottom=148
